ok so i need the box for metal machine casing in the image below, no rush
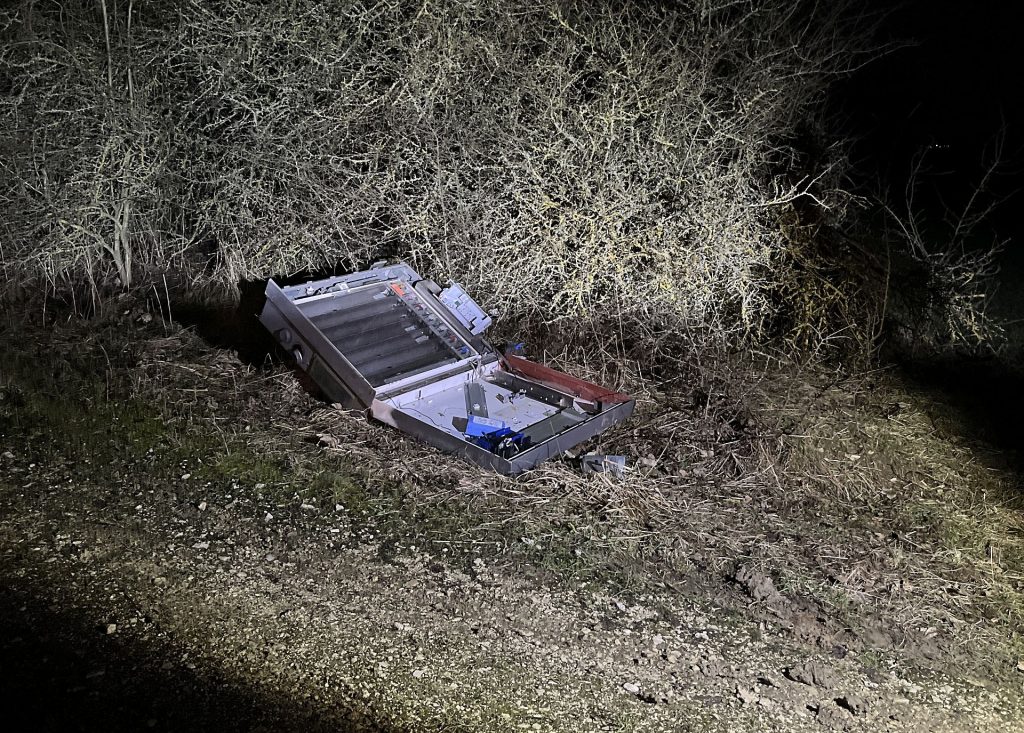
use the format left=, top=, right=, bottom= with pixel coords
left=259, top=262, right=634, bottom=474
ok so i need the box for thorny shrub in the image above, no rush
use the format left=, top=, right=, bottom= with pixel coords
left=0, top=0, right=990, bottom=354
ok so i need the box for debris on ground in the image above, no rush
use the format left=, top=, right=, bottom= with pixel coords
left=1, top=305, right=1022, bottom=731
left=580, top=453, right=627, bottom=479
left=259, top=262, right=634, bottom=474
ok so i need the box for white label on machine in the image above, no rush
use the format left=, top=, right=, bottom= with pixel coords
left=439, top=282, right=493, bottom=335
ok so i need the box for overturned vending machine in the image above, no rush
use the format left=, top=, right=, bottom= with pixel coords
left=259, top=262, right=634, bottom=474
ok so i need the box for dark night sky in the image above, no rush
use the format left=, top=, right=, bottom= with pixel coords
left=829, top=0, right=1023, bottom=243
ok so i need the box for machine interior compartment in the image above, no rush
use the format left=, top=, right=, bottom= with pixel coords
left=384, top=367, right=591, bottom=449
left=294, top=277, right=470, bottom=387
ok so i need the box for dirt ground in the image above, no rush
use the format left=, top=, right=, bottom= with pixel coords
left=1, top=301, right=1022, bottom=731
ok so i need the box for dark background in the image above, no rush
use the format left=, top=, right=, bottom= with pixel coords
left=830, top=0, right=1023, bottom=244
left=828, top=0, right=1023, bottom=453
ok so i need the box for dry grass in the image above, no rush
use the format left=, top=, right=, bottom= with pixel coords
left=118, top=317, right=1024, bottom=662
left=306, top=368, right=1018, bottom=670
left=765, top=369, right=1024, bottom=647
left=3, top=291, right=1021, bottom=679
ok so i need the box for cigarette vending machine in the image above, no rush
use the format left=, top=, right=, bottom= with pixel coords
left=259, top=262, right=634, bottom=474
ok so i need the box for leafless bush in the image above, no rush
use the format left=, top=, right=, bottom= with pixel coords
left=382, top=1, right=877, bottom=343
left=882, top=142, right=1007, bottom=354
left=0, top=1, right=189, bottom=298
left=3, top=0, right=886, bottom=350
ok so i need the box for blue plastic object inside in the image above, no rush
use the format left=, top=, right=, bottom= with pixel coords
left=471, top=426, right=533, bottom=458
left=465, top=415, right=506, bottom=437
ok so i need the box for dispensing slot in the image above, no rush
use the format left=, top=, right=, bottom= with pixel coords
left=323, top=310, right=414, bottom=342
left=364, top=349, right=455, bottom=386
left=312, top=297, right=401, bottom=331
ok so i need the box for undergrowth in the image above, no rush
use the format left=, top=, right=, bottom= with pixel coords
left=0, top=0, right=898, bottom=355
left=2, top=287, right=1021, bottom=681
